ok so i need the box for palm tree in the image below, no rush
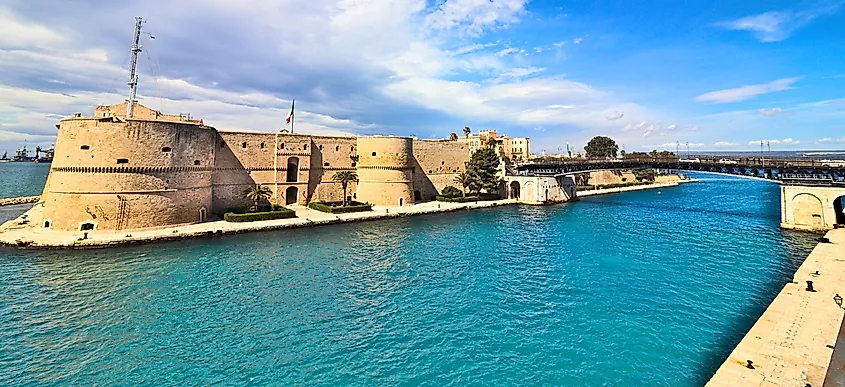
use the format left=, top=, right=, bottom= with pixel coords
left=463, top=126, right=471, bottom=138
left=242, top=184, right=273, bottom=211
left=332, top=170, right=358, bottom=206
left=449, top=132, right=458, bottom=141
left=453, top=171, right=472, bottom=197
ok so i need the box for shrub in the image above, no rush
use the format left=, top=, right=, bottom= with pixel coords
left=224, top=208, right=296, bottom=222
left=440, top=186, right=463, bottom=198
left=436, top=194, right=500, bottom=203
left=308, top=201, right=372, bottom=214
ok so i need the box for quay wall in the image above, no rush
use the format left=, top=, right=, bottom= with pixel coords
left=780, top=185, right=845, bottom=232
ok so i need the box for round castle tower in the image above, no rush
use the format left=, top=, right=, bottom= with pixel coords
left=355, top=136, right=415, bottom=207
left=40, top=104, right=216, bottom=232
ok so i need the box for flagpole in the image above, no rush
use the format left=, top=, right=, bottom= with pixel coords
left=291, top=99, right=295, bottom=134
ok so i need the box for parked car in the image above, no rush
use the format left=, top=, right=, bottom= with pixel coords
left=718, top=159, right=738, bottom=164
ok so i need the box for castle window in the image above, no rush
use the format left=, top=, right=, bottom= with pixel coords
left=319, top=145, right=323, bottom=150
left=80, top=145, right=90, bottom=150
left=352, top=162, right=356, bottom=167
left=43, top=220, right=51, bottom=228
left=335, top=145, right=339, bottom=151
left=161, top=147, right=172, bottom=152
left=303, top=144, right=308, bottom=150
left=324, top=162, right=330, bottom=167
left=280, top=143, right=285, bottom=149
left=80, top=222, right=95, bottom=231
left=351, top=146, right=354, bottom=152
left=372, top=152, right=377, bottom=156
left=260, top=143, right=265, bottom=149
left=116, top=158, right=129, bottom=164
left=242, top=142, right=247, bottom=148
left=194, top=160, right=201, bottom=166
left=441, top=161, right=445, bottom=165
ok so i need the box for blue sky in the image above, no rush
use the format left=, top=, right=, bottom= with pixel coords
left=1, top=0, right=844, bottom=156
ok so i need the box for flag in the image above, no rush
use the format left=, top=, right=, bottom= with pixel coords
left=285, top=100, right=295, bottom=124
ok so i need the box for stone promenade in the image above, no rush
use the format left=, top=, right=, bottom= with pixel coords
left=707, top=228, right=845, bottom=386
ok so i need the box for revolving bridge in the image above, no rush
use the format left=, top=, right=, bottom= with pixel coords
left=514, top=157, right=845, bottom=232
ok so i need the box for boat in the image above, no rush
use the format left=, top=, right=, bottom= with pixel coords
left=10, top=146, right=34, bottom=162
left=0, top=152, right=9, bottom=162
left=33, top=146, right=54, bottom=163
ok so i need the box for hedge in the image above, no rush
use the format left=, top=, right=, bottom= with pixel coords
left=223, top=208, right=296, bottom=222
left=308, top=201, right=372, bottom=214
left=436, top=193, right=500, bottom=203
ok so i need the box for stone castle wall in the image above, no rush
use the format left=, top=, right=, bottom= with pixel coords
left=38, top=108, right=471, bottom=231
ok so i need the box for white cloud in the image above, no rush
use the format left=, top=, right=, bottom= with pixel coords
left=573, top=37, right=583, bottom=44
left=713, top=141, right=740, bottom=147
left=605, top=111, right=624, bottom=120
left=695, top=78, right=798, bottom=103
left=757, top=107, right=784, bottom=116
left=425, top=0, right=528, bottom=36
left=718, top=4, right=843, bottom=42
left=817, top=137, right=845, bottom=144
left=748, top=138, right=800, bottom=145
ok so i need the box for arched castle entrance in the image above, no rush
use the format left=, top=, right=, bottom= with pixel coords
left=285, top=186, right=299, bottom=205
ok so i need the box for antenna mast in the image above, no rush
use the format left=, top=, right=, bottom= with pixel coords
left=127, top=17, right=144, bottom=118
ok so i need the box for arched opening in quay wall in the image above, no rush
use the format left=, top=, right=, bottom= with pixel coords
left=835, top=195, right=845, bottom=226
left=509, top=181, right=520, bottom=200
left=792, top=193, right=824, bottom=227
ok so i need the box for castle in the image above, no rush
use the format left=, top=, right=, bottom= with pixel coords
left=38, top=102, right=479, bottom=232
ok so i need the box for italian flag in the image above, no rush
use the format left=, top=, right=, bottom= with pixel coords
left=285, top=99, right=295, bottom=124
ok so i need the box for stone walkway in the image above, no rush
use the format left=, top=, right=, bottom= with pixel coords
left=0, top=199, right=518, bottom=249
left=707, top=228, right=845, bottom=386
left=577, top=179, right=695, bottom=197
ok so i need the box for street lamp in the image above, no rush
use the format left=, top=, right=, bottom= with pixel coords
left=835, top=293, right=843, bottom=308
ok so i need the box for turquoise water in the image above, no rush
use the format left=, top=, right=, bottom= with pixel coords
left=0, top=174, right=818, bottom=385
left=0, top=163, right=50, bottom=199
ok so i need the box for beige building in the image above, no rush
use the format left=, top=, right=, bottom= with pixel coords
left=459, top=129, right=530, bottom=161
left=37, top=102, right=472, bottom=232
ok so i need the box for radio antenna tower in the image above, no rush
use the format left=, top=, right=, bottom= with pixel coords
left=127, top=17, right=145, bottom=118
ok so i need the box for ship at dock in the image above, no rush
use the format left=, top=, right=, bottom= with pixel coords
left=2, top=145, right=54, bottom=163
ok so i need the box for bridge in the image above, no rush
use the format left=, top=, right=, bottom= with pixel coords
left=511, top=157, right=845, bottom=232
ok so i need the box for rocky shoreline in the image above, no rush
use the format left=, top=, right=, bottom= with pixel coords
left=0, top=196, right=39, bottom=207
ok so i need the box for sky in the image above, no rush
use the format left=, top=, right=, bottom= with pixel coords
left=1, top=0, right=844, bottom=156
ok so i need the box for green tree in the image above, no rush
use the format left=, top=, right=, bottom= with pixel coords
left=332, top=170, right=359, bottom=206
left=449, top=132, right=459, bottom=141
left=242, top=184, right=273, bottom=211
left=465, top=146, right=502, bottom=194
left=625, top=151, right=650, bottom=159
left=463, top=126, right=471, bottom=138
left=452, top=171, right=474, bottom=197
left=486, top=136, right=497, bottom=147
left=575, top=173, right=591, bottom=187
left=584, top=136, right=619, bottom=158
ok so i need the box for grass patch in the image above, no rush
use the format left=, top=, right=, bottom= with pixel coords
left=308, top=201, right=372, bottom=214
